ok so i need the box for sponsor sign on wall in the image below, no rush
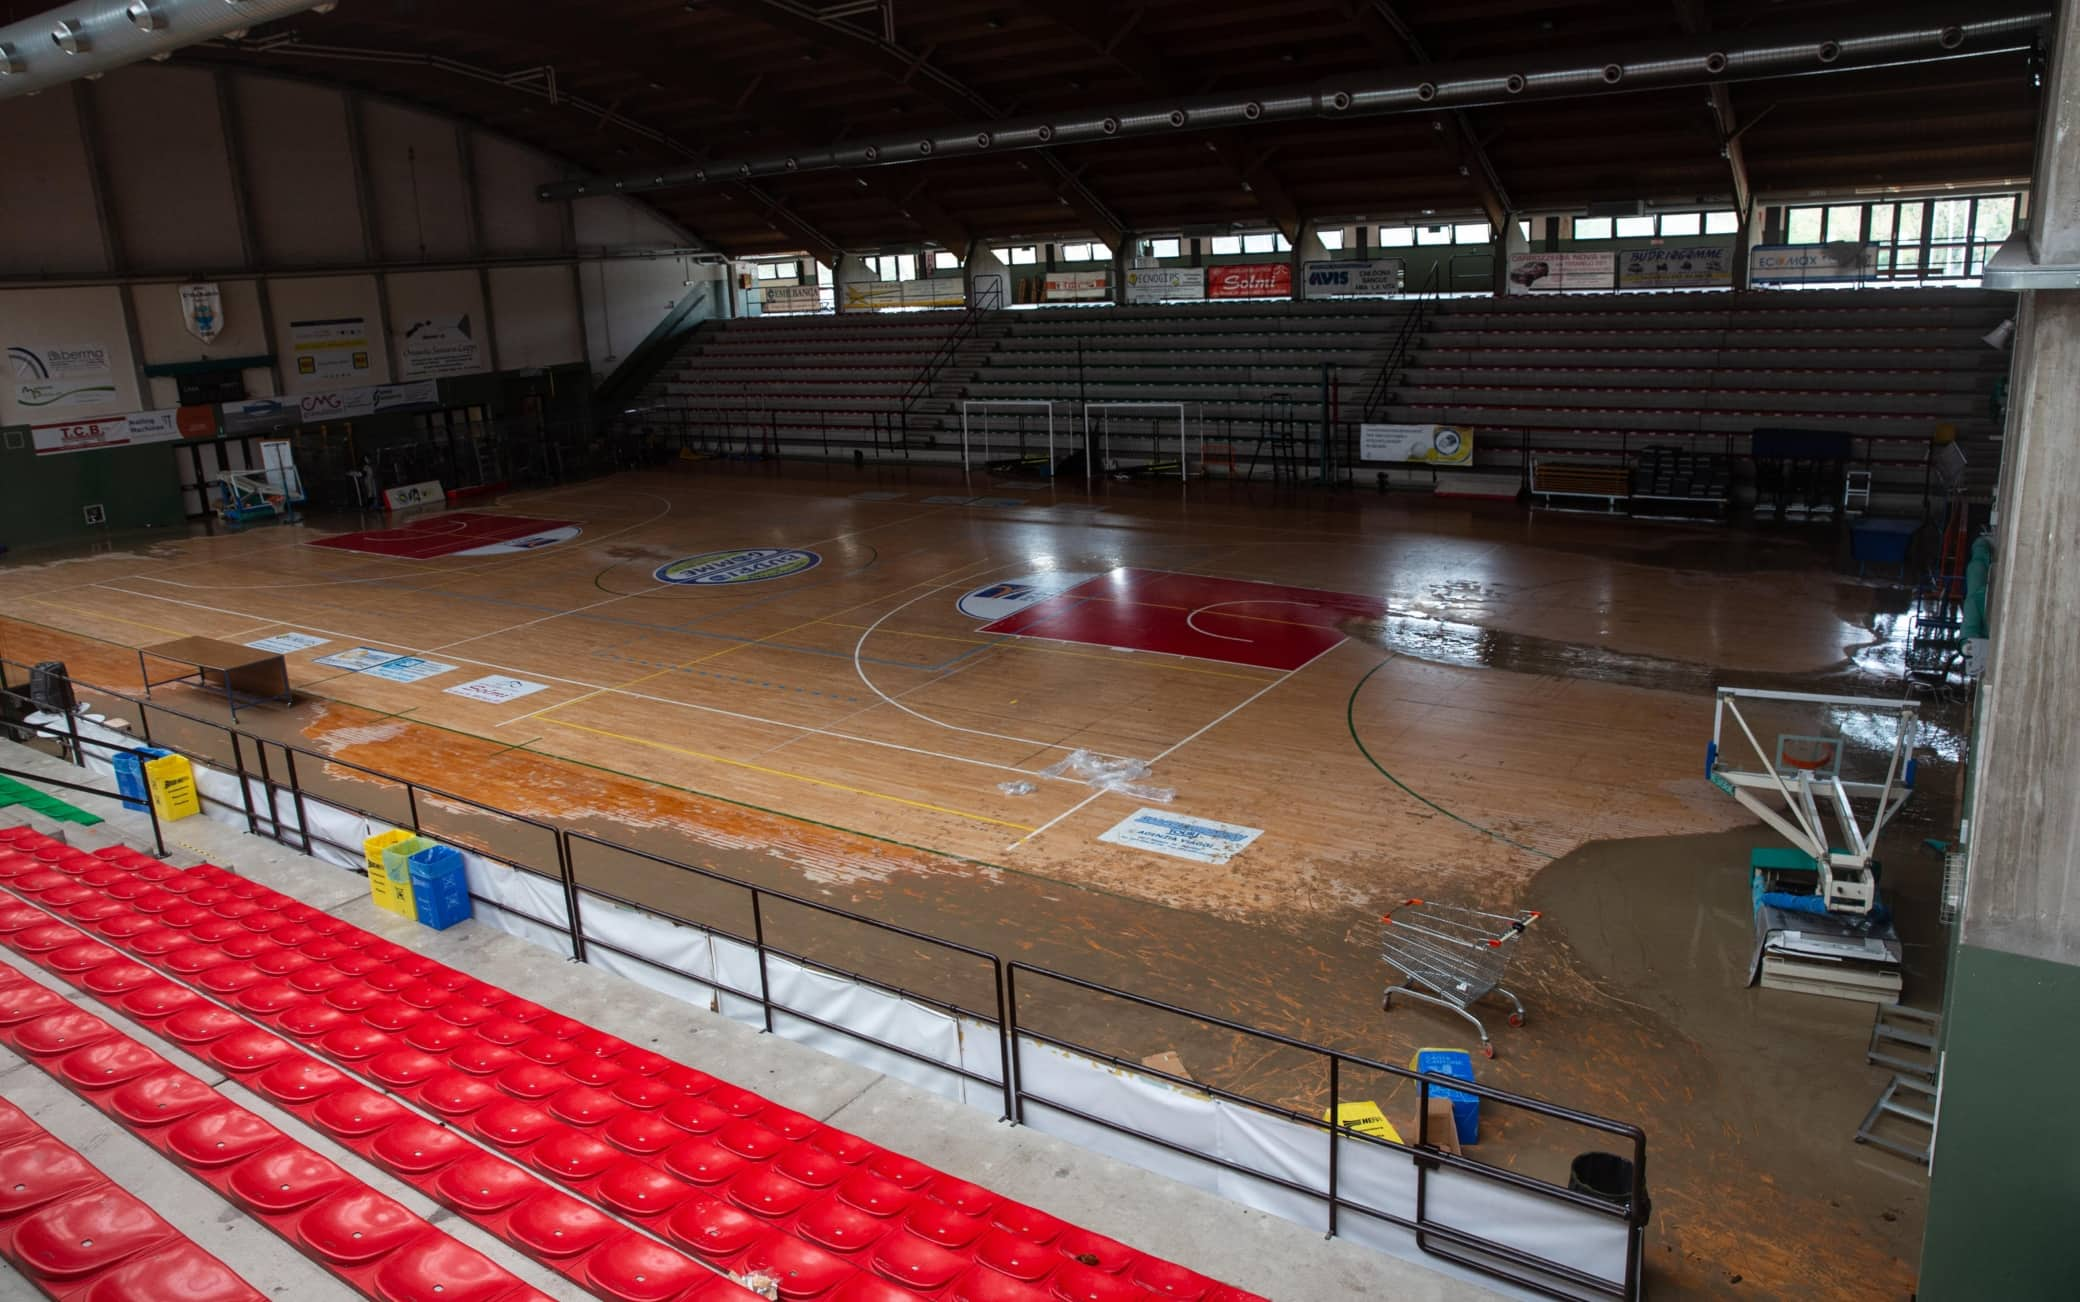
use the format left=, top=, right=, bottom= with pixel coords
left=289, top=317, right=372, bottom=381
left=179, top=284, right=224, bottom=344
left=1618, top=245, right=1733, bottom=289
left=842, top=279, right=966, bottom=310
left=1749, top=242, right=1881, bottom=285
left=222, top=398, right=295, bottom=435
left=398, top=313, right=486, bottom=380
left=30, top=409, right=183, bottom=456
left=762, top=284, right=823, bottom=314
left=1359, top=423, right=1474, bottom=465
left=1043, top=270, right=1111, bottom=302
left=9, top=343, right=116, bottom=411
left=1506, top=251, right=1615, bottom=293
left=297, top=380, right=440, bottom=425
left=654, top=549, right=822, bottom=585
left=1122, top=267, right=1206, bottom=303
left=1302, top=260, right=1404, bottom=298
left=1206, top=263, right=1292, bottom=300
left=382, top=480, right=445, bottom=511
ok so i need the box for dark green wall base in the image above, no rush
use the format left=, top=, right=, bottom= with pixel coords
left=0, top=429, right=186, bottom=551
left=1919, top=942, right=2080, bottom=1299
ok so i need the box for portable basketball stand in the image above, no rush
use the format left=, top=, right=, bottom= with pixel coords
left=1707, top=687, right=1919, bottom=915
left=215, top=440, right=306, bottom=528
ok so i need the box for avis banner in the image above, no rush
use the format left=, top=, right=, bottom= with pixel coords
left=1206, top=263, right=1292, bottom=299
left=1301, top=260, right=1404, bottom=298
left=1122, top=267, right=1205, bottom=303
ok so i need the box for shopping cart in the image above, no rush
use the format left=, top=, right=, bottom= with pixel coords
left=1380, top=899, right=1540, bottom=1058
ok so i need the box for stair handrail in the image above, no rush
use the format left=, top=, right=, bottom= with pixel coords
left=897, top=277, right=1005, bottom=425
left=1363, top=263, right=1442, bottom=423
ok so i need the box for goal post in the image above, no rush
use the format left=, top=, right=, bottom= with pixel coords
left=1084, top=401, right=1198, bottom=489
left=961, top=399, right=1058, bottom=475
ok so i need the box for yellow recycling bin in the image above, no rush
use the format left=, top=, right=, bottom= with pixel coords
left=364, top=828, right=422, bottom=917
left=142, top=754, right=200, bottom=822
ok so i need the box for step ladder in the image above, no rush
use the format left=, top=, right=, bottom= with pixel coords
left=1854, top=1005, right=1940, bottom=1165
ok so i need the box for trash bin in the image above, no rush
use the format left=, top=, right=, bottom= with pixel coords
left=1569, top=1152, right=1637, bottom=1207
left=113, top=747, right=170, bottom=813
left=142, top=754, right=200, bottom=821
left=406, top=842, right=471, bottom=931
left=370, top=831, right=430, bottom=918
left=1410, top=1047, right=1481, bottom=1145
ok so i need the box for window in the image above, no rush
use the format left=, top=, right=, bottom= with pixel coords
left=1379, top=225, right=1416, bottom=247
left=755, top=261, right=796, bottom=281
left=1517, top=219, right=1532, bottom=241
left=1826, top=204, right=1865, bottom=242
left=1316, top=229, right=1345, bottom=251
left=1705, top=210, right=1740, bottom=235
left=1241, top=232, right=1277, bottom=254
left=994, top=245, right=1038, bottom=265
left=1148, top=237, right=1182, bottom=258
left=1416, top=225, right=1452, bottom=245
left=1572, top=217, right=1612, bottom=240
left=1210, top=235, right=1243, bottom=255
left=1060, top=242, right=1094, bottom=261
left=1658, top=212, right=1701, bottom=237
left=1454, top=222, right=1491, bottom=244
left=933, top=250, right=962, bottom=271
left=816, top=261, right=833, bottom=285
left=1786, top=208, right=1823, bottom=243
left=1614, top=215, right=1655, bottom=238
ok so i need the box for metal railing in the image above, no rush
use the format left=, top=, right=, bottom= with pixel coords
left=895, top=278, right=1005, bottom=440
left=0, top=657, right=1649, bottom=1298
left=1364, top=263, right=1442, bottom=424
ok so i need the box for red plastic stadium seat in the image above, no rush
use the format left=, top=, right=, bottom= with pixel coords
left=297, top=1189, right=426, bottom=1264
left=160, top=1007, right=246, bottom=1047
left=0, top=985, right=69, bottom=1027
left=833, top=1172, right=914, bottom=1218
left=661, top=1137, right=746, bottom=1187
left=527, top=1130, right=622, bottom=1182
left=475, top=1017, right=538, bottom=1046
left=948, top=1268, right=1054, bottom=1302
left=924, top=1176, right=997, bottom=1218
left=663, top=1097, right=734, bottom=1135
left=865, top=1152, right=935, bottom=1190
left=807, top=1131, right=880, bottom=1166
left=992, top=1202, right=1067, bottom=1244
left=775, top=1145, right=848, bottom=1189
left=108, top=1069, right=222, bottom=1128
left=830, top=1276, right=922, bottom=1302
left=1131, top=1259, right=1215, bottom=1300
left=1049, top=1263, right=1145, bottom=1302
left=703, top=1085, right=766, bottom=1117
left=0, top=1137, right=101, bottom=1217
left=612, top=1075, right=678, bottom=1110
left=13, top=1010, right=117, bottom=1057
left=562, top=1056, right=632, bottom=1089
left=403, top=1021, right=472, bottom=1055
left=251, top=948, right=314, bottom=977
left=739, top=1235, right=861, bottom=1298
left=276, top=1001, right=352, bottom=1039
left=57, top=1039, right=168, bottom=1092
left=77, top=1239, right=266, bottom=1302
left=12, top=1191, right=173, bottom=1280
left=226, top=1144, right=353, bottom=1214
left=361, top=1000, right=428, bottom=1034
left=370, top=1234, right=522, bottom=1302
left=582, top=1231, right=711, bottom=1302
left=167, top=1107, right=284, bottom=1169
left=548, top=1084, right=627, bottom=1127
left=795, top=1194, right=893, bottom=1255
left=417, top=1070, right=502, bottom=1118
left=1054, top=1227, right=1136, bottom=1273
left=252, top=1058, right=353, bottom=1107
left=596, top=1160, right=696, bottom=1218
left=656, top=1066, right=719, bottom=1096
left=117, top=982, right=207, bottom=1021
left=474, top=1099, right=560, bottom=1149
left=435, top=1155, right=542, bottom=1215
left=506, top=1191, right=620, bottom=1259
left=370, top=1120, right=475, bottom=1176
left=604, top=1111, right=683, bottom=1155
left=975, top=1229, right=1055, bottom=1281
left=868, top=1231, right=967, bottom=1293
left=318, top=1025, right=397, bottom=1062
left=497, top=1061, right=574, bottom=1099
left=448, top=1041, right=522, bottom=1076
left=206, top=1028, right=298, bottom=1073
left=77, top=961, right=157, bottom=995
left=715, top=1118, right=785, bottom=1161
left=905, top=1198, right=990, bottom=1250
left=310, top=1087, right=411, bottom=1140
left=665, top=1197, right=769, bottom=1261
left=516, top=1034, right=580, bottom=1066
left=368, top=1049, right=447, bottom=1090
left=727, top=1166, right=819, bottom=1221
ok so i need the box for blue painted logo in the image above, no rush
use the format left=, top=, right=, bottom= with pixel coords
left=655, top=548, right=821, bottom=586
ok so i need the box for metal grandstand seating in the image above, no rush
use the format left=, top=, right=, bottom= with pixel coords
left=0, top=826, right=1264, bottom=1302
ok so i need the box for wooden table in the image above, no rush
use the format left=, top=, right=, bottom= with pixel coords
left=138, top=637, right=293, bottom=722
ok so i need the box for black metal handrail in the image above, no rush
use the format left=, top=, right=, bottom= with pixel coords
left=0, top=657, right=1647, bottom=1298
left=1363, top=263, right=1442, bottom=424
left=896, top=278, right=1005, bottom=432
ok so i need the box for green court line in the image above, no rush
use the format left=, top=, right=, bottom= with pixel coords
left=1345, top=656, right=1554, bottom=861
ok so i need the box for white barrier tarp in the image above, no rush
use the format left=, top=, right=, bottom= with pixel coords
left=1216, top=1103, right=1332, bottom=1231
left=713, top=935, right=766, bottom=1027
left=1424, top=1161, right=1631, bottom=1292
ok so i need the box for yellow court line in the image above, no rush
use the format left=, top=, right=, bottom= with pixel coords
left=813, top=620, right=1274, bottom=682
left=541, top=716, right=1038, bottom=833
left=29, top=597, right=190, bottom=640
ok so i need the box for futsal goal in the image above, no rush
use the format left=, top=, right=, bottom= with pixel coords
left=1084, top=401, right=1200, bottom=488
left=961, top=399, right=1058, bottom=477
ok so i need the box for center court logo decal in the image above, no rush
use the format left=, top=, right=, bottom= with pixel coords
left=957, top=571, right=1096, bottom=620
left=655, top=548, right=822, bottom=585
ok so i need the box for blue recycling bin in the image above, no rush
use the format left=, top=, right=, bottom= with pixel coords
left=112, top=747, right=171, bottom=813
left=406, top=842, right=472, bottom=931
left=1413, top=1048, right=1481, bottom=1145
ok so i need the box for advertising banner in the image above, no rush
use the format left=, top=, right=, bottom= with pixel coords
left=762, top=284, right=823, bottom=314
left=842, top=279, right=966, bottom=310
left=222, top=397, right=295, bottom=434
left=1506, top=252, right=1615, bottom=293
left=398, top=313, right=486, bottom=380
left=1618, top=245, right=1733, bottom=289
left=1206, top=263, right=1292, bottom=299
left=1301, top=260, right=1404, bottom=298
left=1123, top=267, right=1206, bottom=303
left=1043, top=271, right=1111, bottom=302
left=297, top=380, right=439, bottom=425
left=1749, top=242, right=1881, bottom=285
left=30, top=409, right=183, bottom=456
left=1359, top=423, right=1474, bottom=465
left=289, top=317, right=372, bottom=381
left=9, top=343, right=116, bottom=411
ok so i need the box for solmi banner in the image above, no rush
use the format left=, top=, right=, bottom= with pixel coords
left=1301, top=260, right=1404, bottom=298
left=1206, top=263, right=1292, bottom=299
left=1123, top=266, right=1206, bottom=303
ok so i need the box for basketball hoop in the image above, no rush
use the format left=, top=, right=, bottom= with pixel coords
left=1775, top=734, right=1842, bottom=777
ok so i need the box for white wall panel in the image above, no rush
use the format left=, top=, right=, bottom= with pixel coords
left=236, top=76, right=362, bottom=266
left=580, top=258, right=717, bottom=376
left=361, top=100, right=474, bottom=262
left=0, top=287, right=142, bottom=425
left=488, top=266, right=584, bottom=370
left=265, top=276, right=387, bottom=393
left=133, top=280, right=276, bottom=409
left=474, top=133, right=568, bottom=256
left=574, top=196, right=687, bottom=252
left=93, top=66, right=243, bottom=273
left=0, top=91, right=107, bottom=276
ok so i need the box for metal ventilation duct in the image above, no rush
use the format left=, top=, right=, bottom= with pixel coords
left=0, top=0, right=337, bottom=100
left=539, top=6, right=2050, bottom=202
